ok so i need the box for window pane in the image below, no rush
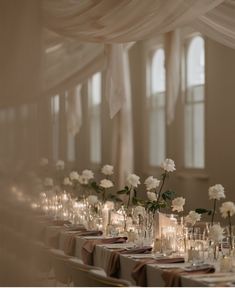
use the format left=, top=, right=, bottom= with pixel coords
left=185, top=36, right=205, bottom=169
left=51, top=95, right=60, bottom=162
left=151, top=49, right=165, bottom=93
left=91, top=72, right=101, bottom=105
left=148, top=48, right=166, bottom=167
left=187, top=36, right=205, bottom=87
left=193, top=102, right=204, bottom=168
left=90, top=72, right=102, bottom=164
left=149, top=107, right=165, bottom=166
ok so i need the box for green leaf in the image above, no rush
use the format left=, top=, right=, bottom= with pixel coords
left=117, top=189, right=128, bottom=195
left=109, top=195, right=123, bottom=203
left=162, top=190, right=175, bottom=201
left=133, top=189, right=137, bottom=198
left=195, top=208, right=210, bottom=214
left=90, top=181, right=103, bottom=193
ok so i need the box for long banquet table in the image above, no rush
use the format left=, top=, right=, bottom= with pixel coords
left=0, top=200, right=234, bottom=287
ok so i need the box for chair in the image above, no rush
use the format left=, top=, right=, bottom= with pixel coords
left=49, top=248, right=72, bottom=286
left=67, top=257, right=104, bottom=287
left=88, top=269, right=133, bottom=287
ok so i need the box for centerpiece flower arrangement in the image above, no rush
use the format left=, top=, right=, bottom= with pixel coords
left=144, top=159, right=176, bottom=214
left=64, top=169, right=94, bottom=199
left=91, top=165, right=122, bottom=204
left=220, top=201, right=235, bottom=252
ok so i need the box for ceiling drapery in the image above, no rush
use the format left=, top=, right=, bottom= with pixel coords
left=43, top=0, right=235, bottom=127
left=193, top=0, right=235, bottom=49
left=43, top=0, right=223, bottom=43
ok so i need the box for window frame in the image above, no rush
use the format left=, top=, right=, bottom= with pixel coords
left=143, top=37, right=167, bottom=175
left=183, top=32, right=206, bottom=173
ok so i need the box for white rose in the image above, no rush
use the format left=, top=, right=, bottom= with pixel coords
left=87, top=195, right=98, bottom=205
left=39, top=192, right=46, bottom=198
left=185, top=211, right=201, bottom=226
left=220, top=201, right=235, bottom=218
left=44, top=177, right=53, bottom=187
left=144, top=176, right=160, bottom=191
left=82, top=169, right=94, bottom=180
left=171, top=197, right=186, bottom=212
left=69, top=171, right=79, bottom=181
left=40, top=158, right=48, bottom=166
left=126, top=173, right=140, bottom=188
left=101, top=165, right=114, bottom=176
left=78, top=175, right=89, bottom=185
left=100, top=179, right=114, bottom=189
left=147, top=191, right=157, bottom=202
left=209, top=184, right=225, bottom=200
left=63, top=177, right=72, bottom=186
left=134, top=206, right=145, bottom=217
left=160, top=158, right=176, bottom=172
left=104, top=201, right=115, bottom=210
left=208, top=224, right=224, bottom=242
left=56, top=160, right=65, bottom=170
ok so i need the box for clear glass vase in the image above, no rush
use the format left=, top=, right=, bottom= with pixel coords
left=143, top=212, right=155, bottom=247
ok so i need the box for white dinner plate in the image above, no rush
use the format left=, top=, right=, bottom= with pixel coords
left=99, top=243, right=135, bottom=249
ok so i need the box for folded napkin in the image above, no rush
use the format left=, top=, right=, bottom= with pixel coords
left=64, top=230, right=103, bottom=256
left=107, top=246, right=152, bottom=277
left=162, top=265, right=215, bottom=287
left=132, top=257, right=185, bottom=286
left=81, top=236, right=128, bottom=265
left=50, top=220, right=71, bottom=226
left=64, top=224, right=86, bottom=231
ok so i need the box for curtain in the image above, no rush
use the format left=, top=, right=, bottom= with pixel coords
left=111, top=47, right=133, bottom=188
left=67, top=85, right=82, bottom=137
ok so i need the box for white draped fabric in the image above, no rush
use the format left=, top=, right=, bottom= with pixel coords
left=67, top=85, right=82, bottom=137
left=194, top=0, right=235, bottom=49
left=43, top=0, right=232, bottom=126
left=43, top=0, right=223, bottom=43
left=111, top=48, right=133, bottom=188
left=105, top=44, right=128, bottom=119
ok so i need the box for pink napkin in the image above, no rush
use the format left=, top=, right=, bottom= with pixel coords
left=81, top=237, right=127, bottom=265
left=162, top=265, right=215, bottom=287
left=64, top=230, right=103, bottom=256
left=107, top=246, right=152, bottom=277
left=132, top=257, right=185, bottom=286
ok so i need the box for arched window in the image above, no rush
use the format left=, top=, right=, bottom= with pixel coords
left=185, top=36, right=205, bottom=168
left=148, top=48, right=166, bottom=167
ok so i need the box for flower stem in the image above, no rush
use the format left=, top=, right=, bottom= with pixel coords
left=211, top=199, right=217, bottom=226
left=102, top=189, right=106, bottom=202
left=127, top=187, right=131, bottom=209
left=156, top=172, right=167, bottom=203
left=228, top=212, right=233, bottom=251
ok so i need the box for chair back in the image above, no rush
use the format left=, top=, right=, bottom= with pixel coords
left=67, top=258, right=104, bottom=287
left=88, top=269, right=133, bottom=287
